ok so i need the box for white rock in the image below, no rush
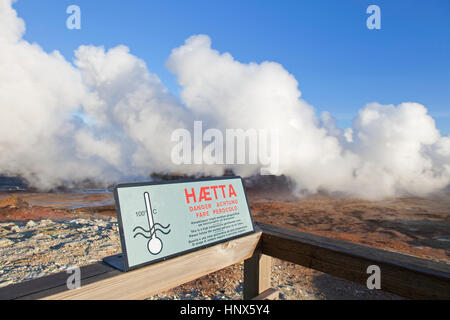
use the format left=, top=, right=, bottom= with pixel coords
left=0, top=223, right=14, bottom=228
left=0, top=239, right=14, bottom=248
left=40, top=219, right=54, bottom=226
left=26, top=220, right=37, bottom=227
left=11, top=226, right=20, bottom=233
left=32, top=233, right=51, bottom=240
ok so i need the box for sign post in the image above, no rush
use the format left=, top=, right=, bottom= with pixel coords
left=108, top=176, right=255, bottom=271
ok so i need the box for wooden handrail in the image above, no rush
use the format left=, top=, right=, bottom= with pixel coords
left=256, top=222, right=450, bottom=300
left=0, top=231, right=262, bottom=300
left=43, top=231, right=262, bottom=300
left=0, top=223, right=448, bottom=300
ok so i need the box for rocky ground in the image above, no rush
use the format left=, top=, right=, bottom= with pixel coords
left=0, top=189, right=448, bottom=299
left=0, top=217, right=119, bottom=288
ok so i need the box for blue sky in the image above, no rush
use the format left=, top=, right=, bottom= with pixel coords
left=14, top=0, right=450, bottom=134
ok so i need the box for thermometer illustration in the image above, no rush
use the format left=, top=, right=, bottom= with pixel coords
left=144, top=192, right=163, bottom=255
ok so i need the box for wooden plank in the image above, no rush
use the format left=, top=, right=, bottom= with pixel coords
left=0, top=262, right=120, bottom=300
left=41, top=231, right=262, bottom=300
left=243, top=243, right=272, bottom=300
left=257, top=222, right=450, bottom=300
left=251, top=288, right=280, bottom=300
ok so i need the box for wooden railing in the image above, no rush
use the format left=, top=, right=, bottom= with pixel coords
left=246, top=223, right=450, bottom=300
left=1, top=222, right=449, bottom=300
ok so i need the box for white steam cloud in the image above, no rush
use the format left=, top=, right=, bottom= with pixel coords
left=0, top=0, right=449, bottom=198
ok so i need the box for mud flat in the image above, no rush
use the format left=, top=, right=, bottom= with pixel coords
left=0, top=190, right=448, bottom=299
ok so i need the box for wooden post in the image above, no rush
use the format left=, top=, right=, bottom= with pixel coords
left=251, top=288, right=280, bottom=300
left=243, top=242, right=272, bottom=300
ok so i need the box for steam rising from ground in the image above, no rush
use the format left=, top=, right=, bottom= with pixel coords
left=1, top=0, right=449, bottom=198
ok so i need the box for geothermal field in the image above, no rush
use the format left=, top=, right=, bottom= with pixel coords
left=1, top=0, right=449, bottom=301
left=0, top=176, right=448, bottom=300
